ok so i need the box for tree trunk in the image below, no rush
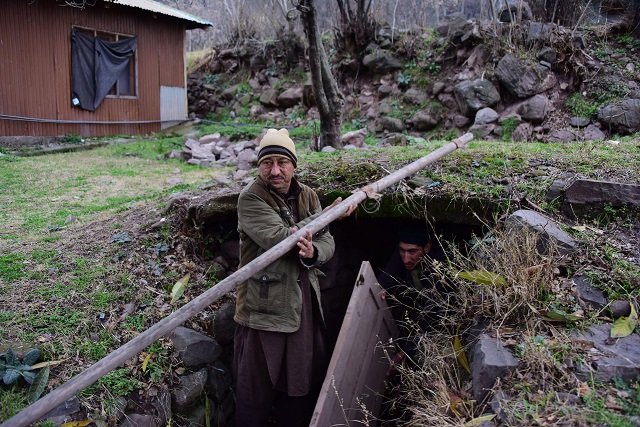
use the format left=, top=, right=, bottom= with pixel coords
left=298, top=0, right=345, bottom=149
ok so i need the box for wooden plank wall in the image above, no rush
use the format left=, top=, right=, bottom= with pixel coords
left=0, top=0, right=187, bottom=137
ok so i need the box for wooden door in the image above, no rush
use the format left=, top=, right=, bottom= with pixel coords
left=310, top=261, right=398, bottom=426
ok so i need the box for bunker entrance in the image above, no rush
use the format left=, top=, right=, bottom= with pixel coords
left=197, top=208, right=484, bottom=425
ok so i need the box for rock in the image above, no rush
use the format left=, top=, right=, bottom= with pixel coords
left=411, top=109, right=442, bottom=131
left=598, top=99, right=640, bottom=134
left=451, top=114, right=471, bottom=128
left=471, top=334, right=519, bottom=402
left=454, top=79, right=501, bottom=117
left=40, top=397, right=81, bottom=425
left=403, top=87, right=427, bottom=105
left=572, top=275, right=607, bottom=310
left=236, top=149, right=257, bottom=171
left=362, top=50, right=403, bottom=74
left=528, top=22, right=558, bottom=42
left=383, top=133, right=408, bottom=146
left=570, top=117, right=590, bottom=128
left=474, top=107, right=499, bottom=125
left=172, top=369, right=208, bottom=413
left=378, top=83, right=393, bottom=98
left=438, top=92, right=458, bottom=110
left=548, top=129, right=576, bottom=142
left=211, top=302, right=236, bottom=346
left=546, top=179, right=569, bottom=202
left=170, top=327, right=222, bottom=368
left=496, top=54, right=557, bottom=98
left=564, top=179, right=640, bottom=209
left=512, top=122, right=533, bottom=142
left=583, top=124, right=606, bottom=141
left=432, top=81, right=446, bottom=96
left=469, top=123, right=496, bottom=139
left=259, top=88, right=279, bottom=107
left=221, top=84, right=238, bottom=101
left=518, top=95, right=550, bottom=123
left=341, top=128, right=367, bottom=147
left=277, top=87, right=303, bottom=108
left=537, top=47, right=557, bottom=65
left=207, top=360, right=234, bottom=402
left=506, top=209, right=577, bottom=255
left=379, top=116, right=405, bottom=132
left=574, top=324, right=640, bottom=382
left=321, top=146, right=337, bottom=153
left=610, top=300, right=632, bottom=318
left=233, top=170, right=249, bottom=181
left=119, top=414, right=157, bottom=427
left=149, top=386, right=172, bottom=426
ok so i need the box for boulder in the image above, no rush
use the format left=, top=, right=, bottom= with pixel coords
left=170, top=327, right=222, bottom=368
left=496, top=54, right=557, bottom=98
left=471, top=334, right=519, bottom=402
left=506, top=209, right=576, bottom=255
left=597, top=99, right=640, bottom=134
left=583, top=124, right=606, bottom=141
left=474, top=107, right=499, bottom=125
left=341, top=128, right=368, bottom=147
left=171, top=369, right=208, bottom=413
left=362, top=50, right=403, bottom=74
left=403, top=87, right=427, bottom=105
left=211, top=302, right=236, bottom=346
left=518, top=95, right=550, bottom=123
left=512, top=122, right=533, bottom=142
left=564, top=179, right=640, bottom=209
left=411, top=109, right=442, bottom=131
left=569, top=117, right=591, bottom=128
left=574, top=324, right=640, bottom=382
left=454, top=79, right=501, bottom=117
left=277, top=87, right=303, bottom=108
left=571, top=275, right=607, bottom=310
left=379, top=116, right=405, bottom=132
left=259, top=88, right=279, bottom=107
left=548, top=129, right=576, bottom=142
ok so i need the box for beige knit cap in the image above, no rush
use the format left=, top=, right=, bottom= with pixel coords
left=257, top=128, right=297, bottom=167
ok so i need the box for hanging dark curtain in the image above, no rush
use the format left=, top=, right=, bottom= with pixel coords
left=71, top=28, right=137, bottom=111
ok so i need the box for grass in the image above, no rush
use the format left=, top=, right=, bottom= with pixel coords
left=0, top=136, right=216, bottom=242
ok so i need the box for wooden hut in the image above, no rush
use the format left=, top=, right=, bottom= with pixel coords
left=0, top=0, right=211, bottom=137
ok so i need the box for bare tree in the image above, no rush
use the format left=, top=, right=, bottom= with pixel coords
left=295, top=0, right=345, bottom=149
left=335, top=0, right=376, bottom=59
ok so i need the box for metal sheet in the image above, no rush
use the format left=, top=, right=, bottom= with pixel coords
left=160, top=86, right=187, bottom=129
left=105, top=0, right=212, bottom=28
left=311, top=261, right=398, bottom=427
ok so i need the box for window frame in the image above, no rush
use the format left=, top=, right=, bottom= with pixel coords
left=72, top=25, right=139, bottom=99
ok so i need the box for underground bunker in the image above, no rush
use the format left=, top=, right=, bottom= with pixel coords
left=187, top=190, right=488, bottom=425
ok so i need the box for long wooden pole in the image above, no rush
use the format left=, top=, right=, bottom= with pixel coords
left=2, top=133, right=472, bottom=427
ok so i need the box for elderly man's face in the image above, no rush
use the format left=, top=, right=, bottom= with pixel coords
left=259, top=156, right=295, bottom=193
left=398, top=242, right=430, bottom=271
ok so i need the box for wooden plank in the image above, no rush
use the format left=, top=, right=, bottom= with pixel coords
left=311, top=261, right=399, bottom=427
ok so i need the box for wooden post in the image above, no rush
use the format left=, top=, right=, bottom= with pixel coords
left=1, top=133, right=473, bottom=427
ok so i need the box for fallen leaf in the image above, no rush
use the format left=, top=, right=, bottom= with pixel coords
left=611, top=302, right=638, bottom=338
left=464, top=414, right=496, bottom=426
left=170, top=273, right=191, bottom=304
left=30, top=360, right=64, bottom=370
left=453, top=334, right=471, bottom=374
left=61, top=421, right=93, bottom=427
left=141, top=353, right=152, bottom=373
left=457, top=270, right=507, bottom=287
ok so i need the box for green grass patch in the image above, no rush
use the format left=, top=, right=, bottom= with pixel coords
left=0, top=386, right=29, bottom=422
left=0, top=253, right=26, bottom=282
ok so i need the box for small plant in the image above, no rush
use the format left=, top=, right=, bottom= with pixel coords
left=62, top=134, right=82, bottom=144
left=396, top=72, right=411, bottom=88
left=501, top=117, right=518, bottom=141
left=566, top=92, right=598, bottom=118
left=0, top=348, right=40, bottom=385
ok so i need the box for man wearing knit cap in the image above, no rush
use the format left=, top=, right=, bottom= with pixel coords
left=378, top=222, right=446, bottom=369
left=234, top=128, right=353, bottom=427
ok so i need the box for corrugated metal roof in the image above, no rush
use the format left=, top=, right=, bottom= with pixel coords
left=105, top=0, right=212, bottom=28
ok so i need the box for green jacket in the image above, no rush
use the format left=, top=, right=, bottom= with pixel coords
left=234, top=176, right=335, bottom=333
